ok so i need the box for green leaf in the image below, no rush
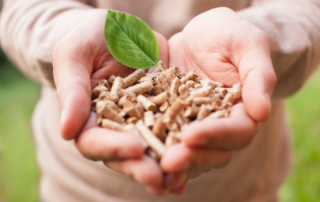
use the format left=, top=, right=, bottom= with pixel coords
left=104, top=10, right=159, bottom=69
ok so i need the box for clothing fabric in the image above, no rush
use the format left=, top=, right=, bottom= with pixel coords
left=1, top=0, right=320, bottom=201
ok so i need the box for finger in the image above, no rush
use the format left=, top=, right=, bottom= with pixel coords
left=241, top=66, right=276, bottom=122
left=170, top=181, right=188, bottom=196
left=165, top=172, right=187, bottom=189
left=154, top=31, right=169, bottom=68
left=53, top=10, right=123, bottom=140
left=105, top=155, right=163, bottom=186
left=231, top=26, right=277, bottom=122
left=181, top=103, right=259, bottom=150
left=161, top=143, right=233, bottom=172
left=53, top=30, right=94, bottom=140
left=75, top=112, right=144, bottom=160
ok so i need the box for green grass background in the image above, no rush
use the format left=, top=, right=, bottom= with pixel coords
left=0, top=53, right=319, bottom=201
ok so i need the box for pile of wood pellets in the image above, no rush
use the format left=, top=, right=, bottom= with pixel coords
left=91, top=64, right=241, bottom=160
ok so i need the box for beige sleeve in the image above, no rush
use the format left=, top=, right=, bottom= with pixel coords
left=238, top=0, right=320, bottom=98
left=0, top=0, right=94, bottom=87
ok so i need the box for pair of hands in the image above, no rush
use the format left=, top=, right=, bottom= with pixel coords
left=52, top=8, right=276, bottom=195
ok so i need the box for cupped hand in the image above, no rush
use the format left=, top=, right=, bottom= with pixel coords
left=161, top=7, right=277, bottom=182
left=52, top=10, right=178, bottom=195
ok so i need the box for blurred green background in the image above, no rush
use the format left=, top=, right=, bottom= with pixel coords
left=0, top=48, right=320, bottom=202
left=0, top=49, right=40, bottom=202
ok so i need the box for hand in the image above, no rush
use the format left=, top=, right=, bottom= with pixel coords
left=161, top=7, right=277, bottom=186
left=52, top=10, right=176, bottom=195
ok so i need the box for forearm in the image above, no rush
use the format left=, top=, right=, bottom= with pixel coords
left=0, top=0, right=93, bottom=86
left=238, top=0, right=320, bottom=98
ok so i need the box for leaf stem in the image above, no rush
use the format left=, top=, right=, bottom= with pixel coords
left=157, top=64, right=164, bottom=72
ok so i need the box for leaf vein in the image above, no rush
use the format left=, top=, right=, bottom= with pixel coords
left=109, top=13, right=156, bottom=66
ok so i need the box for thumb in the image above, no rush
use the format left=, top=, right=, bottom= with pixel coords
left=154, top=31, right=169, bottom=68
left=53, top=32, right=93, bottom=140
left=232, top=28, right=277, bottom=122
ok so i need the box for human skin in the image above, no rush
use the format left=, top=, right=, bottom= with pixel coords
left=53, top=9, right=178, bottom=195
left=160, top=7, right=277, bottom=194
left=52, top=7, right=276, bottom=196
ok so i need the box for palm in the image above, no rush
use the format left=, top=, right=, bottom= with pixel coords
left=53, top=10, right=174, bottom=196
left=54, top=8, right=275, bottom=195
left=161, top=8, right=277, bottom=182
left=91, top=51, right=132, bottom=87
left=70, top=19, right=133, bottom=88
left=169, top=32, right=239, bottom=86
left=168, top=8, right=260, bottom=87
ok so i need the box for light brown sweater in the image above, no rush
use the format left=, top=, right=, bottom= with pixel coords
left=1, top=0, right=320, bottom=201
